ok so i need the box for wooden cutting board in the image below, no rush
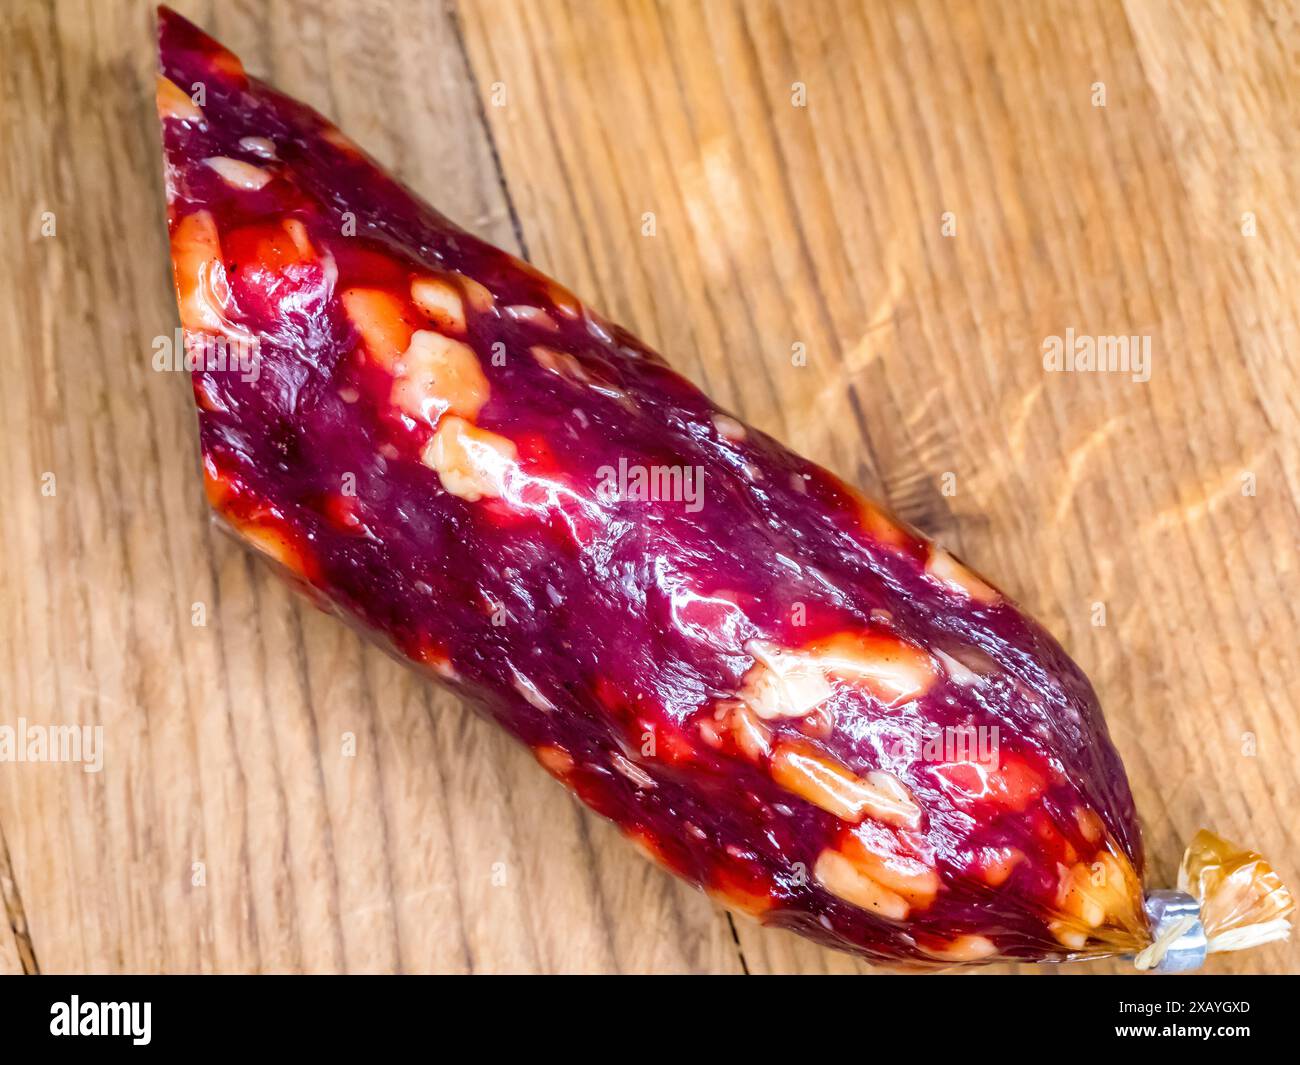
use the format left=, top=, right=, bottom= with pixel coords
left=1, top=0, right=1296, bottom=974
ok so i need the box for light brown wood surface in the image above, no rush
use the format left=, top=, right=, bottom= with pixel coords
left=1, top=0, right=1296, bottom=974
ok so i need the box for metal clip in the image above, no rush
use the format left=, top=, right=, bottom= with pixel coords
left=1142, top=889, right=1207, bottom=972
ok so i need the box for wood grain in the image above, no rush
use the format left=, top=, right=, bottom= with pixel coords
left=0, top=0, right=1296, bottom=974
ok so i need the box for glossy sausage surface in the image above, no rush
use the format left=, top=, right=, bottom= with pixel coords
left=157, top=6, right=1147, bottom=965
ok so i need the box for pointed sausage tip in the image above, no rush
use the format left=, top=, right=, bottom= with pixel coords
left=156, top=4, right=183, bottom=40
left=156, top=7, right=249, bottom=86
left=157, top=5, right=193, bottom=62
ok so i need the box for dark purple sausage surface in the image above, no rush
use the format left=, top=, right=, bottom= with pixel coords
left=157, top=6, right=1148, bottom=965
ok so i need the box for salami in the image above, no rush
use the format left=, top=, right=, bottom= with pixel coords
left=155, top=7, right=1290, bottom=968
